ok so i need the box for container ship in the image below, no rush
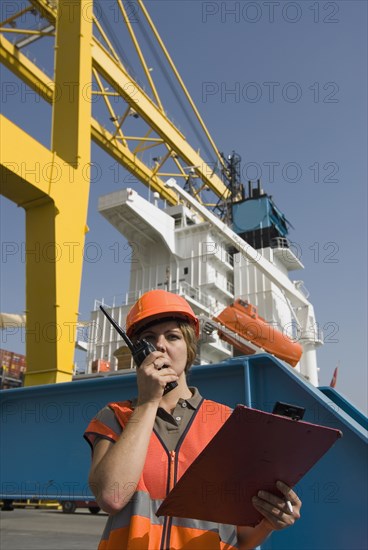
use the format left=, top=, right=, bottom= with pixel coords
left=83, top=178, right=322, bottom=386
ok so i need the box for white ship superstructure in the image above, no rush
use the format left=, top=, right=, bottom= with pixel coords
left=86, top=182, right=322, bottom=385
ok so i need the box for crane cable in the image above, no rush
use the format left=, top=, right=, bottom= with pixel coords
left=95, top=0, right=220, bottom=177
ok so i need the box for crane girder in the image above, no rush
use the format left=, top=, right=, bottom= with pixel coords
left=0, top=115, right=53, bottom=205
left=27, top=0, right=57, bottom=21
left=91, top=40, right=229, bottom=200
left=91, top=120, right=178, bottom=204
left=0, top=34, right=54, bottom=103
left=0, top=0, right=229, bottom=385
left=1, top=0, right=93, bottom=386
left=9, top=0, right=230, bottom=202
left=0, top=34, right=180, bottom=204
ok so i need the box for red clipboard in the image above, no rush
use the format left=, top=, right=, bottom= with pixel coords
left=156, top=405, right=342, bottom=526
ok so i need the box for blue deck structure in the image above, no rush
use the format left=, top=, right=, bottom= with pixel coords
left=1, top=354, right=367, bottom=549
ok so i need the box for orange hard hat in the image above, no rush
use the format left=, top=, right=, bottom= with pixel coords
left=126, top=290, right=199, bottom=338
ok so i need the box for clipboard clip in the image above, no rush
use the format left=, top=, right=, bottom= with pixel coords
left=272, top=401, right=305, bottom=421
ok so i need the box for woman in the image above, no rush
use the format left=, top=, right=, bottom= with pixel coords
left=84, top=290, right=301, bottom=549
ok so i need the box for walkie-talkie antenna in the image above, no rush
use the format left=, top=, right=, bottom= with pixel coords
left=100, top=305, right=134, bottom=352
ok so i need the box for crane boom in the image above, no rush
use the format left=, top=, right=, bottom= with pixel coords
left=4, top=0, right=230, bottom=201
left=1, top=0, right=232, bottom=384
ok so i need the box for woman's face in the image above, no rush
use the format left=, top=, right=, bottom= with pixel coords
left=138, top=320, right=188, bottom=376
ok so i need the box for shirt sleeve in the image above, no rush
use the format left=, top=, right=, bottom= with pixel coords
left=84, top=405, right=123, bottom=452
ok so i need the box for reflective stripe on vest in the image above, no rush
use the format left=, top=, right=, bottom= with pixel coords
left=90, top=399, right=238, bottom=550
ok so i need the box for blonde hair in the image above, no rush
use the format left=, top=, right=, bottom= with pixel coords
left=177, top=321, right=198, bottom=373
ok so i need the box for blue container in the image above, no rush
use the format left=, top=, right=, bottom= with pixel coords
left=1, top=355, right=367, bottom=549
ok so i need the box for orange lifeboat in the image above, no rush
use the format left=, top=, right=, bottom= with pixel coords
left=214, top=299, right=302, bottom=367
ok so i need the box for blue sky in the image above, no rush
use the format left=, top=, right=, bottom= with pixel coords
left=1, top=0, right=367, bottom=413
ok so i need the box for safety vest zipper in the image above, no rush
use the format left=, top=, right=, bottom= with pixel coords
left=169, top=450, right=176, bottom=491
left=161, top=450, right=176, bottom=550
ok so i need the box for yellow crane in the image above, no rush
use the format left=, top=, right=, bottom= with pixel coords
left=0, top=0, right=230, bottom=385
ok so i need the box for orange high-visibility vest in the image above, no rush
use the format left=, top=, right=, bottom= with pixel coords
left=85, top=399, right=238, bottom=550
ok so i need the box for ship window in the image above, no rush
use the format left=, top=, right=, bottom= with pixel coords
left=184, top=267, right=189, bottom=275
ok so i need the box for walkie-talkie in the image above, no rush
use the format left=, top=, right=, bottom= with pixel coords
left=99, top=305, right=178, bottom=395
